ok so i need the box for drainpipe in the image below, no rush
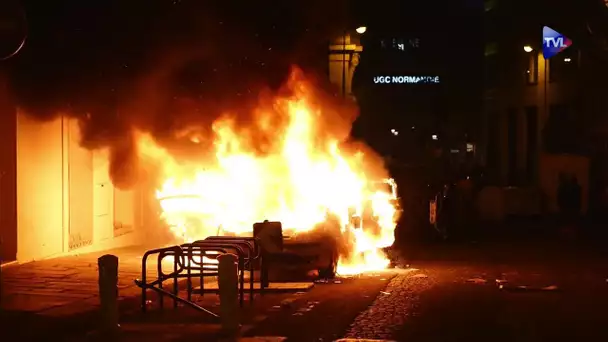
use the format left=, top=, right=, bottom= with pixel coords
left=0, top=171, right=4, bottom=309
left=342, top=29, right=347, bottom=97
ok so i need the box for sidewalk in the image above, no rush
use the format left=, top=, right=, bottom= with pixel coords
left=0, top=245, right=160, bottom=339
left=0, top=245, right=319, bottom=341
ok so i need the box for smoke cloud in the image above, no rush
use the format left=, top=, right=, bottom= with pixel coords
left=8, top=0, right=352, bottom=189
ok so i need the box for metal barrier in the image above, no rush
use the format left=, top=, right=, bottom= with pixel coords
left=178, top=243, right=228, bottom=302
left=135, top=245, right=223, bottom=319
left=187, top=241, right=248, bottom=306
left=202, top=236, right=265, bottom=295
left=134, top=235, right=267, bottom=319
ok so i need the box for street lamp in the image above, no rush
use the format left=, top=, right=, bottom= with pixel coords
left=524, top=45, right=548, bottom=178
left=356, top=26, right=367, bottom=34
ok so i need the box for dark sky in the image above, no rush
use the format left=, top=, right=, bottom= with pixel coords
left=4, top=0, right=356, bottom=188
left=2, top=0, right=484, bottom=187
left=6, top=0, right=483, bottom=116
left=7, top=0, right=351, bottom=115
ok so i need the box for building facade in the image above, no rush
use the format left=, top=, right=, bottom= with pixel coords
left=351, top=31, right=447, bottom=162
left=329, top=1, right=484, bottom=171
left=0, top=75, right=149, bottom=264
left=482, top=0, right=608, bottom=214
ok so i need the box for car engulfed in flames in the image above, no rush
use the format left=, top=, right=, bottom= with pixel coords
left=137, top=68, right=401, bottom=276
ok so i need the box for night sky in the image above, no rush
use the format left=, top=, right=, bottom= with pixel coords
left=2, top=0, right=484, bottom=188
left=3, top=0, right=359, bottom=188
left=8, top=0, right=351, bottom=116
left=6, top=0, right=482, bottom=116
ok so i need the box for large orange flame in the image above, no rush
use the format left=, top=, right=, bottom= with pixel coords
left=137, top=68, right=400, bottom=275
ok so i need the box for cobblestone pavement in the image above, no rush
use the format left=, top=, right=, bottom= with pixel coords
left=343, top=268, right=429, bottom=340
left=244, top=274, right=393, bottom=342
left=342, top=238, right=608, bottom=341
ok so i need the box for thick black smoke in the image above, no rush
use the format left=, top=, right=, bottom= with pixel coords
left=8, top=0, right=349, bottom=189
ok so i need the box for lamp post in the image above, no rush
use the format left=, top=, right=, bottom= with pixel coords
left=524, top=45, right=546, bottom=184
left=524, top=45, right=547, bottom=122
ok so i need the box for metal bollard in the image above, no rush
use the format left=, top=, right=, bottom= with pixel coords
left=217, top=253, right=240, bottom=336
left=98, top=254, right=120, bottom=336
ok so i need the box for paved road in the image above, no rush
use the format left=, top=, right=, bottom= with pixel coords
left=243, top=274, right=392, bottom=341
left=241, top=236, right=608, bottom=341
left=343, top=238, right=608, bottom=341
left=4, top=235, right=608, bottom=341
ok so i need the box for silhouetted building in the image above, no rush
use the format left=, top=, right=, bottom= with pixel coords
left=336, top=1, right=484, bottom=170
left=482, top=0, right=608, bottom=214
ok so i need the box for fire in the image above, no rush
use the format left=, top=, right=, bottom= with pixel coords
left=138, top=68, right=400, bottom=275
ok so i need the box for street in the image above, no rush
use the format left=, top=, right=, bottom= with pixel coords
left=252, top=242, right=608, bottom=341
left=352, top=234, right=608, bottom=342
left=3, top=1, right=608, bottom=341
left=252, top=233, right=608, bottom=341
left=3, top=230, right=608, bottom=341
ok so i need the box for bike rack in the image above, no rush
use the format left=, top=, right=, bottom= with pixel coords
left=134, top=244, right=232, bottom=319
left=186, top=241, right=248, bottom=306
left=134, top=245, right=224, bottom=317
left=202, top=236, right=265, bottom=294
left=135, top=237, right=264, bottom=318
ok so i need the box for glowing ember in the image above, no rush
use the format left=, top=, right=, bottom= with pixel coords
left=138, top=68, right=400, bottom=275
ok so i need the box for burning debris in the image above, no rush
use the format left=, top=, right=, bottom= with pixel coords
left=138, top=68, right=400, bottom=275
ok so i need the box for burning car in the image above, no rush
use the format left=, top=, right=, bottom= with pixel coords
left=143, top=68, right=400, bottom=276
left=156, top=177, right=399, bottom=278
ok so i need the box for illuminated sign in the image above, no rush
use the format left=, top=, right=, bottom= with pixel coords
left=373, top=76, right=440, bottom=84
